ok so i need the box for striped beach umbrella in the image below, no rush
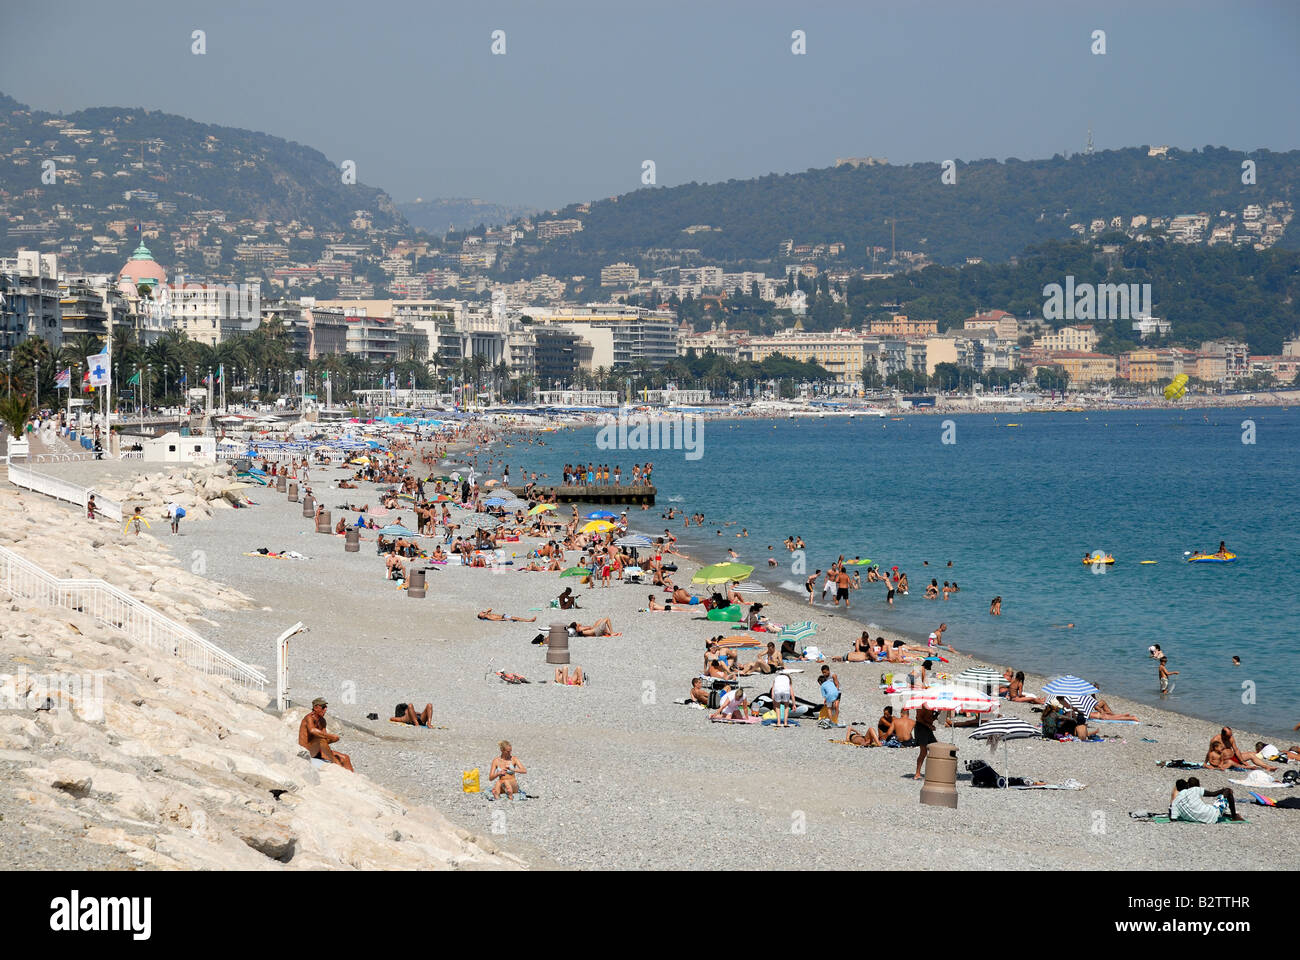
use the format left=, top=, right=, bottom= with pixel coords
left=1058, top=693, right=1099, bottom=718
left=1041, top=675, right=1099, bottom=700
left=614, top=535, right=653, bottom=548
left=955, top=667, right=1005, bottom=697
left=968, top=715, right=1041, bottom=787
left=778, top=620, right=818, bottom=645
left=895, top=684, right=998, bottom=711
left=736, top=581, right=769, bottom=594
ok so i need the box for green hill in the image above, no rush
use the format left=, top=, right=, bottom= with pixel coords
left=507, top=147, right=1300, bottom=274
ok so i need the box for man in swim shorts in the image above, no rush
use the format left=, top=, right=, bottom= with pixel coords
left=298, top=698, right=354, bottom=771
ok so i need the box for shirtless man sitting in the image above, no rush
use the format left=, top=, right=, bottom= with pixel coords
left=1206, top=727, right=1277, bottom=771
left=489, top=740, right=526, bottom=800
left=740, top=642, right=782, bottom=675
left=883, top=707, right=916, bottom=744
left=385, top=553, right=407, bottom=581
left=298, top=698, right=354, bottom=771
left=688, top=677, right=711, bottom=705
left=671, top=586, right=701, bottom=606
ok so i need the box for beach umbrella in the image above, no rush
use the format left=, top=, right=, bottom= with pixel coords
left=528, top=504, right=557, bottom=515
left=955, top=667, right=1005, bottom=697
left=378, top=524, right=417, bottom=537
left=1041, top=676, right=1099, bottom=700
left=615, top=535, right=653, bottom=548
left=968, top=716, right=1041, bottom=787
left=459, top=513, right=501, bottom=530
left=581, top=519, right=617, bottom=533
left=1058, top=694, right=1099, bottom=718
left=693, top=562, right=754, bottom=585
left=895, top=684, right=998, bottom=713
left=559, top=566, right=592, bottom=578
left=484, top=497, right=509, bottom=506
left=585, top=510, right=618, bottom=520
left=735, top=581, right=769, bottom=594
left=777, top=620, right=818, bottom=645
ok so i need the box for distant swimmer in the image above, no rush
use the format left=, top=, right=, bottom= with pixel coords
left=1231, top=656, right=1241, bottom=667
left=989, top=596, right=1002, bottom=616
left=1051, top=623, right=1075, bottom=629
left=1214, top=540, right=1230, bottom=558
left=1148, top=644, right=1163, bottom=660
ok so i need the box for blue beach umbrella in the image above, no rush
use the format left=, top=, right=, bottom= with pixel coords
left=378, top=524, right=417, bottom=537
left=1041, top=675, right=1099, bottom=701
left=585, top=510, right=618, bottom=520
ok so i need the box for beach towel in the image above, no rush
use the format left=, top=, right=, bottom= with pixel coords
left=1230, top=771, right=1288, bottom=788
left=710, top=716, right=761, bottom=724
left=760, top=719, right=800, bottom=727
left=1147, top=815, right=1249, bottom=824
left=1011, top=779, right=1087, bottom=790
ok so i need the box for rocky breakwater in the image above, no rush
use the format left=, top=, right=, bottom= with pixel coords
left=0, top=486, right=520, bottom=870
left=95, top=463, right=264, bottom=523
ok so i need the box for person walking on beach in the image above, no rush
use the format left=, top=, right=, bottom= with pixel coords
left=834, top=566, right=851, bottom=608
left=819, top=665, right=842, bottom=725
left=805, top=569, right=820, bottom=605
left=86, top=494, right=97, bottom=521
left=298, top=698, right=354, bottom=771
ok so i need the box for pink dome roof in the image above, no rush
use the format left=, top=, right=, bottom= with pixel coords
left=118, top=242, right=167, bottom=295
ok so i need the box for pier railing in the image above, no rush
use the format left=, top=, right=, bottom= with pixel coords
left=7, top=462, right=124, bottom=522
left=0, top=545, right=268, bottom=691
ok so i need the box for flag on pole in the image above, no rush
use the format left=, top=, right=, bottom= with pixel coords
left=86, top=353, right=111, bottom=387
left=127, top=370, right=141, bottom=386
left=82, top=371, right=92, bottom=393
left=55, top=368, right=71, bottom=390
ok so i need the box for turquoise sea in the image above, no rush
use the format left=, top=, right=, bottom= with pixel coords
left=498, top=407, right=1299, bottom=736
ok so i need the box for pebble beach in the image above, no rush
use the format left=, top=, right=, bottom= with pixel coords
left=41, top=429, right=1278, bottom=872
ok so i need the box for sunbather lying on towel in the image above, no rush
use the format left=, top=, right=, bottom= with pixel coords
left=478, top=609, right=537, bottom=622
left=569, top=618, right=619, bottom=637
left=392, top=701, right=434, bottom=727
left=554, top=666, right=585, bottom=686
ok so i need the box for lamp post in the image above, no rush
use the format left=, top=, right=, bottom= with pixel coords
left=34, top=359, right=39, bottom=409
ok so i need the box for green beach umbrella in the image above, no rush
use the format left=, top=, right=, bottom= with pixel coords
left=692, top=562, right=754, bottom=585
left=528, top=504, right=557, bottom=515
left=560, top=566, right=592, bottom=577
left=778, top=620, right=818, bottom=645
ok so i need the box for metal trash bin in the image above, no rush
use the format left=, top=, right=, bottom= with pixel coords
left=315, top=509, right=332, bottom=534
left=301, top=495, right=315, bottom=519
left=344, top=528, right=359, bottom=552
left=544, top=622, right=570, bottom=665
left=276, top=475, right=287, bottom=493
left=288, top=482, right=299, bottom=502
left=920, top=741, right=959, bottom=809
left=407, top=568, right=426, bottom=598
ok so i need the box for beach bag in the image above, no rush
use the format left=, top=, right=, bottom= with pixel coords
left=967, top=759, right=1003, bottom=789
left=462, top=768, right=480, bottom=793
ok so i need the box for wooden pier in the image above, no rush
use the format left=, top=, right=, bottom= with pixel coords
left=507, top=485, right=656, bottom=506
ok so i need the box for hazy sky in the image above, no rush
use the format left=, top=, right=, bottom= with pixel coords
left=3, top=0, right=1298, bottom=209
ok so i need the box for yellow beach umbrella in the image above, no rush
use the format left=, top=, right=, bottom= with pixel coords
left=581, top=519, right=616, bottom=533
left=528, top=504, right=557, bottom=515
left=692, top=562, right=754, bottom=585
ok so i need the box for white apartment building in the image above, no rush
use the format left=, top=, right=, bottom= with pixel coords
left=1, top=250, right=63, bottom=353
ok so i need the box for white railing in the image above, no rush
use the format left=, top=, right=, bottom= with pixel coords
left=0, top=545, right=268, bottom=691
left=6, top=462, right=124, bottom=522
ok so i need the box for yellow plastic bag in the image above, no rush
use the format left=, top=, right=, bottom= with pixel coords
left=462, top=768, right=480, bottom=793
